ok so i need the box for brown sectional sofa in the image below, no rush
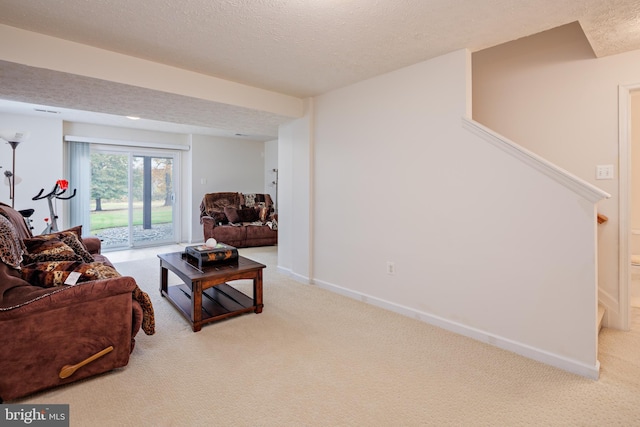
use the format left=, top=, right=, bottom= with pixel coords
left=200, top=192, right=277, bottom=248
left=0, top=202, right=153, bottom=402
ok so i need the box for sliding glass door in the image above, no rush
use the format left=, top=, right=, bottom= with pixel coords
left=89, top=147, right=178, bottom=250
left=130, top=154, right=175, bottom=246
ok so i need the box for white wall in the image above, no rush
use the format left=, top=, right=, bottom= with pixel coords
left=190, top=134, right=266, bottom=241
left=472, top=22, right=640, bottom=329
left=0, top=113, right=63, bottom=231
left=277, top=100, right=313, bottom=282
left=307, top=49, right=601, bottom=377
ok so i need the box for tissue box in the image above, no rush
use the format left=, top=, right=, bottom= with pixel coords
left=185, top=243, right=238, bottom=269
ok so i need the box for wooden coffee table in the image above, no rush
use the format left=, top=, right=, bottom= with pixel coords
left=158, top=252, right=266, bottom=332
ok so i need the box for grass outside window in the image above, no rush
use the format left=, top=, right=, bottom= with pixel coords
left=90, top=201, right=172, bottom=231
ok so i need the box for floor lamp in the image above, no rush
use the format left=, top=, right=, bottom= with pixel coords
left=1, top=131, right=28, bottom=208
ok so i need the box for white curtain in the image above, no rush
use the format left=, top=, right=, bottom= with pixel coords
left=68, top=141, right=91, bottom=234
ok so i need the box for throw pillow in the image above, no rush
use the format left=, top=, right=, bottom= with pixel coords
left=21, top=260, right=80, bottom=287
left=23, top=236, right=82, bottom=264
left=237, top=207, right=260, bottom=222
left=224, top=206, right=241, bottom=223
left=22, top=260, right=121, bottom=288
left=75, top=261, right=121, bottom=281
left=211, top=211, right=228, bottom=225
left=22, top=228, right=95, bottom=264
left=57, top=225, right=83, bottom=242
left=57, top=230, right=95, bottom=263
left=50, top=225, right=91, bottom=252
left=0, top=214, right=24, bottom=269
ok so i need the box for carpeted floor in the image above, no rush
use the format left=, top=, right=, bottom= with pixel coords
left=16, top=246, right=640, bottom=426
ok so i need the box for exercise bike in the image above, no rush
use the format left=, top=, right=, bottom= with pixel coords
left=32, top=180, right=77, bottom=234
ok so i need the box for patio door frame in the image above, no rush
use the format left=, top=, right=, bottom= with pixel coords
left=65, top=135, right=185, bottom=250
left=92, top=145, right=181, bottom=249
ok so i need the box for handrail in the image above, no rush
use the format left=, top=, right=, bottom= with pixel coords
left=462, top=117, right=611, bottom=204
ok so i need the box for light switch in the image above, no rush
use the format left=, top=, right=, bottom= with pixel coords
left=200, top=178, right=207, bottom=185
left=596, top=165, right=614, bottom=180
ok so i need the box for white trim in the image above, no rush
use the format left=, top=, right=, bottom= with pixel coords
left=462, top=117, right=610, bottom=203
left=277, top=265, right=311, bottom=284
left=64, top=135, right=190, bottom=151
left=312, top=277, right=600, bottom=379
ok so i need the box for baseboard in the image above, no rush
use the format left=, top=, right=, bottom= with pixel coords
left=312, top=277, right=600, bottom=380
left=277, top=265, right=311, bottom=284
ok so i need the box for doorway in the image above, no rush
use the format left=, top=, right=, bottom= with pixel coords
left=620, top=84, right=640, bottom=330
left=89, top=146, right=178, bottom=250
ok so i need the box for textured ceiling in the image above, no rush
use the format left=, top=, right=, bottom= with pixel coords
left=0, top=0, right=639, bottom=139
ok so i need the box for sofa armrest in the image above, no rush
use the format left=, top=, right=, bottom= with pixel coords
left=202, top=215, right=217, bottom=239
left=0, top=276, right=140, bottom=401
left=201, top=215, right=216, bottom=225
left=82, top=236, right=102, bottom=254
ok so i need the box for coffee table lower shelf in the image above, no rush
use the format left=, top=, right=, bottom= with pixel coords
left=163, top=283, right=256, bottom=328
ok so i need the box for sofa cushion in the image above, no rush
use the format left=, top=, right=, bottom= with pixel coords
left=56, top=225, right=86, bottom=247
left=246, top=223, right=278, bottom=240
left=238, top=207, right=260, bottom=222
left=55, top=229, right=95, bottom=263
left=224, top=206, right=241, bottom=223
left=23, top=236, right=82, bottom=264
left=200, top=192, right=241, bottom=217
left=210, top=211, right=228, bottom=225
left=225, top=206, right=260, bottom=223
left=208, top=224, right=247, bottom=247
left=21, top=260, right=121, bottom=288
left=22, top=228, right=95, bottom=264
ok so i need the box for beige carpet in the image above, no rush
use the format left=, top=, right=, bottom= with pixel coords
left=16, top=246, right=640, bottom=426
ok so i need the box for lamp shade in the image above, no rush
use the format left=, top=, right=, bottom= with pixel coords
left=0, top=130, right=29, bottom=143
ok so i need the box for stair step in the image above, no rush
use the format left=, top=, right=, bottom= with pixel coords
left=598, top=304, right=606, bottom=332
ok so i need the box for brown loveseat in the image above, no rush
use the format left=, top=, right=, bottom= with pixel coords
left=0, top=202, right=154, bottom=402
left=200, top=192, right=277, bottom=248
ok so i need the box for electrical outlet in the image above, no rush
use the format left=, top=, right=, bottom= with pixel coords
left=386, top=261, right=395, bottom=275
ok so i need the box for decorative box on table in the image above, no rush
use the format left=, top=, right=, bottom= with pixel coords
left=185, top=243, right=238, bottom=269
